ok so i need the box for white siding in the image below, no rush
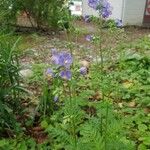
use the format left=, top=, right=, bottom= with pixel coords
left=82, top=0, right=147, bottom=26
left=122, top=0, right=146, bottom=25
left=109, top=0, right=123, bottom=20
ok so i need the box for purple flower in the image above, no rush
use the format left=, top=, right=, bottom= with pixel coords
left=52, top=52, right=73, bottom=69
left=84, top=15, right=91, bottom=22
left=52, top=53, right=60, bottom=65
left=59, top=52, right=73, bottom=68
left=86, top=35, right=93, bottom=41
left=60, top=70, right=72, bottom=80
left=46, top=68, right=54, bottom=77
left=54, top=96, right=59, bottom=102
left=115, top=19, right=123, bottom=27
left=79, top=67, right=87, bottom=75
left=88, top=0, right=99, bottom=10
left=88, top=0, right=112, bottom=18
left=101, top=0, right=112, bottom=18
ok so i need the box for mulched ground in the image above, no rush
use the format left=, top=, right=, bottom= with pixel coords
left=19, top=20, right=150, bottom=68
left=16, top=20, right=150, bottom=144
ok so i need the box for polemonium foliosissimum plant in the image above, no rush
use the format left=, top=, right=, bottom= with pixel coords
left=38, top=7, right=133, bottom=148
left=85, top=2, right=119, bottom=148
left=40, top=50, right=74, bottom=116
left=86, top=0, right=113, bottom=67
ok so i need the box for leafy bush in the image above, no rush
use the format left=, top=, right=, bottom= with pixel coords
left=0, top=0, right=69, bottom=29
left=0, top=35, right=23, bottom=135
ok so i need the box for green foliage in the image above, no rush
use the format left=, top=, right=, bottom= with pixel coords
left=28, top=63, right=47, bottom=84
left=38, top=62, right=135, bottom=150
left=44, top=96, right=134, bottom=149
left=111, top=38, right=150, bottom=105
left=0, top=0, right=69, bottom=29
left=107, top=37, right=150, bottom=149
left=0, top=137, right=51, bottom=150
left=0, top=4, right=149, bottom=149
left=124, top=108, right=150, bottom=150
left=0, top=34, right=23, bottom=135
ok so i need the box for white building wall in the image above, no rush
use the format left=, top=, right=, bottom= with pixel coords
left=123, top=0, right=146, bottom=25
left=82, top=0, right=147, bottom=26
left=109, top=0, right=123, bottom=20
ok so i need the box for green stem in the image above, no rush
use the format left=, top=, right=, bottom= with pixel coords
left=98, top=19, right=104, bottom=100
left=68, top=83, right=77, bottom=148
left=98, top=21, right=104, bottom=72
left=104, top=103, right=109, bottom=150
left=100, top=114, right=103, bottom=136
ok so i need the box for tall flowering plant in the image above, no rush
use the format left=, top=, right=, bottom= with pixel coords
left=86, top=1, right=113, bottom=148
left=41, top=48, right=88, bottom=116
left=87, top=0, right=113, bottom=68
left=37, top=1, right=131, bottom=149
left=40, top=50, right=73, bottom=116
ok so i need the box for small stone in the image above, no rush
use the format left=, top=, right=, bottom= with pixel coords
left=128, top=101, right=136, bottom=108
left=93, top=57, right=107, bottom=63
left=118, top=103, right=123, bottom=108
left=125, top=49, right=141, bottom=60
left=123, top=80, right=133, bottom=88
left=114, top=110, right=118, bottom=113
left=144, top=108, right=150, bottom=114
left=20, top=69, right=33, bottom=78
left=80, top=60, right=90, bottom=68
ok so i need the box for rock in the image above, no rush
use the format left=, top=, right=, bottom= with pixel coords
left=128, top=101, right=136, bottom=108
left=124, top=49, right=142, bottom=60
left=31, top=49, right=39, bottom=57
left=80, top=60, right=90, bottom=68
left=118, top=102, right=123, bottom=108
left=93, top=57, right=107, bottom=63
left=144, top=108, right=150, bottom=114
left=122, top=80, right=134, bottom=89
left=20, top=69, right=33, bottom=78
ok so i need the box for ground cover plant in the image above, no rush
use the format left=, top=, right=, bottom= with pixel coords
left=0, top=0, right=150, bottom=150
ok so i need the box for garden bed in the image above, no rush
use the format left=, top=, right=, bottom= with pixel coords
left=0, top=19, right=150, bottom=149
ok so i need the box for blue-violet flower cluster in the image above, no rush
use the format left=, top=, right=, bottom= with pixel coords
left=46, top=68, right=54, bottom=77
left=51, top=50, right=73, bottom=80
left=115, top=19, right=123, bottom=27
left=88, top=0, right=112, bottom=18
left=84, top=15, right=91, bottom=22
left=79, top=67, right=87, bottom=75
left=52, top=51, right=73, bottom=69
left=85, top=35, right=93, bottom=41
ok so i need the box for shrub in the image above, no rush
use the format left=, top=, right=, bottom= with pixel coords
left=0, top=0, right=69, bottom=29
